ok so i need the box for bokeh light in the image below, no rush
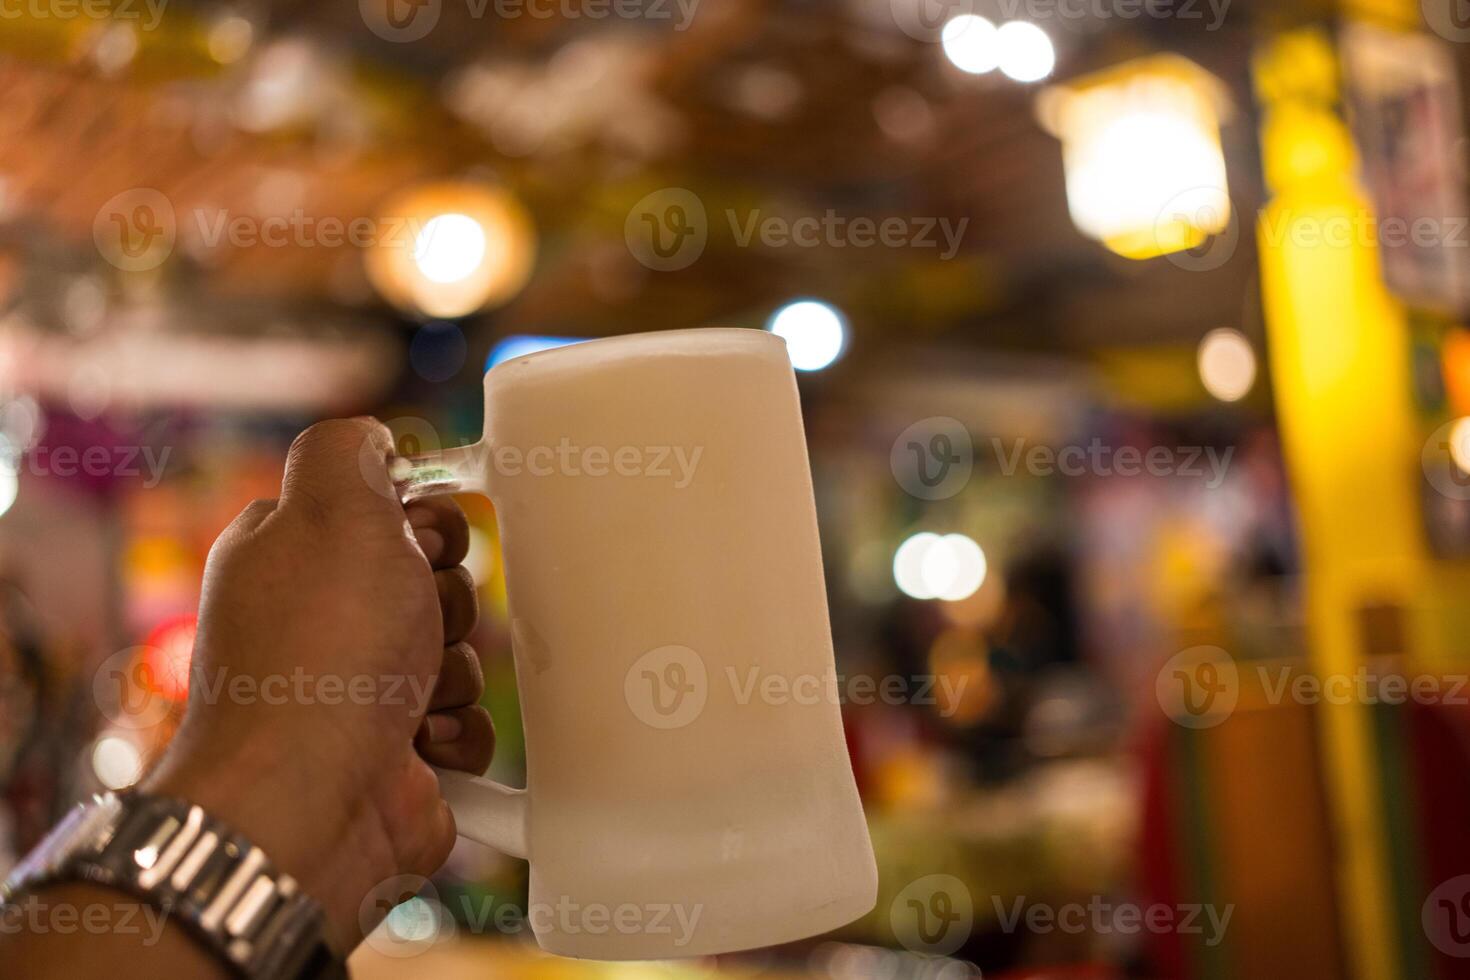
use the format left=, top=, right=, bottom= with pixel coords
left=414, top=214, right=488, bottom=285
left=941, top=15, right=1000, bottom=75
left=894, top=532, right=988, bottom=601
left=997, top=22, right=1055, bottom=83
left=409, top=321, right=469, bottom=382
left=142, top=613, right=197, bottom=703
left=487, top=335, right=583, bottom=370
left=1449, top=417, right=1470, bottom=474
left=767, top=300, right=847, bottom=372
left=92, top=734, right=143, bottom=790
left=1197, top=327, right=1256, bottom=402
left=365, top=181, right=536, bottom=320
left=207, top=14, right=255, bottom=64
left=1039, top=55, right=1230, bottom=259
left=0, top=436, right=19, bottom=520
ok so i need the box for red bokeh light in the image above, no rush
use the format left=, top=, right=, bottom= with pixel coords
left=141, top=613, right=196, bottom=702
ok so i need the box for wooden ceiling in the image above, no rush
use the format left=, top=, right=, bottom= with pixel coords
left=0, top=0, right=1268, bottom=364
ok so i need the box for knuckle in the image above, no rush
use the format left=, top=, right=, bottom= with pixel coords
left=464, top=707, right=496, bottom=769
left=292, top=418, right=373, bottom=451
left=454, top=642, right=484, bottom=684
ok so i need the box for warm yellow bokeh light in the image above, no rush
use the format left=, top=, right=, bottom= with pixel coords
left=1449, top=417, right=1470, bottom=474
left=1039, top=55, right=1231, bottom=259
left=365, top=181, right=536, bottom=319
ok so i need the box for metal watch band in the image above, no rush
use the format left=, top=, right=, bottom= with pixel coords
left=1, top=791, right=345, bottom=980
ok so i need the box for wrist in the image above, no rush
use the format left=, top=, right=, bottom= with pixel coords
left=142, top=730, right=373, bottom=952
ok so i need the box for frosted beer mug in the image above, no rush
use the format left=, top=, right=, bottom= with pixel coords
left=391, top=327, right=877, bottom=959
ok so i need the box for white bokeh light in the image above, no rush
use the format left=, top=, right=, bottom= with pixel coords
left=941, top=15, right=1000, bottom=75
left=92, top=734, right=143, bottom=790
left=767, top=300, right=847, bottom=371
left=894, top=532, right=940, bottom=599
left=414, top=213, right=488, bottom=285
left=0, top=435, right=19, bottom=519
left=997, top=22, right=1055, bottom=83
left=893, top=532, right=987, bottom=601
left=1197, top=327, right=1256, bottom=402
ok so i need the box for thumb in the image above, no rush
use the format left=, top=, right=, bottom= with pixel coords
left=280, top=418, right=401, bottom=524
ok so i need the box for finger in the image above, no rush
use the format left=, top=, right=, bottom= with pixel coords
left=399, top=756, right=457, bottom=883
left=416, top=705, right=495, bottom=773
left=431, top=642, right=484, bottom=711
left=280, top=418, right=399, bottom=524
left=436, top=566, right=478, bottom=644
left=406, top=496, right=470, bottom=570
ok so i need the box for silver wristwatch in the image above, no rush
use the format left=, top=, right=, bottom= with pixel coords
left=1, top=791, right=344, bottom=979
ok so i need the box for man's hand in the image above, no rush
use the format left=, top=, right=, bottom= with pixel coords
left=144, top=417, right=493, bottom=953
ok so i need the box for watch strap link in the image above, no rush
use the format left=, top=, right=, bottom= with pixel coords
left=2, top=792, right=344, bottom=980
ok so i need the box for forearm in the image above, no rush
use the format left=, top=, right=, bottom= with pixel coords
left=0, top=882, right=230, bottom=979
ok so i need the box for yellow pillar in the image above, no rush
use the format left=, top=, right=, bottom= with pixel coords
left=1253, top=29, right=1425, bottom=980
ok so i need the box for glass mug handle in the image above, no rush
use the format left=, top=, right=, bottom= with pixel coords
left=390, top=442, right=527, bottom=858
left=390, top=443, right=491, bottom=501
